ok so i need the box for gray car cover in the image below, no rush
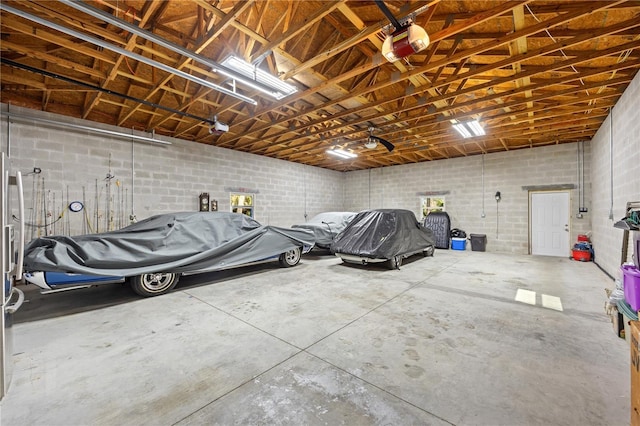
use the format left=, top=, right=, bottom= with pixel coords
left=292, top=212, right=356, bottom=248
left=330, top=209, right=435, bottom=259
left=23, top=211, right=316, bottom=276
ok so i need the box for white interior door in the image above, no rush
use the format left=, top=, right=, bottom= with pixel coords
left=531, top=191, right=570, bottom=257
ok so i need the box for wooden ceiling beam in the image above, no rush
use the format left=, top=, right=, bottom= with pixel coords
left=413, top=1, right=640, bottom=25
left=250, top=1, right=344, bottom=62
left=251, top=37, right=640, bottom=152
left=126, top=1, right=255, bottom=132
left=337, top=1, right=439, bottom=97
left=227, top=1, right=628, bottom=149
left=2, top=0, right=639, bottom=171
left=428, top=0, right=534, bottom=42
left=263, top=69, right=632, bottom=157
left=84, top=1, right=166, bottom=121
left=0, top=18, right=116, bottom=64
left=244, top=0, right=271, bottom=58
left=192, top=3, right=382, bottom=144
left=0, top=40, right=107, bottom=80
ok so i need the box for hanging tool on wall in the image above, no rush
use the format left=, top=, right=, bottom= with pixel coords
left=105, top=154, right=114, bottom=232
left=82, top=186, right=88, bottom=234
left=95, top=178, right=99, bottom=233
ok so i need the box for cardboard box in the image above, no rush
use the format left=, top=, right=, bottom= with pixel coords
left=630, top=321, right=640, bottom=425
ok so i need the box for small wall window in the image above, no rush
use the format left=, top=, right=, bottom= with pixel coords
left=420, top=196, right=445, bottom=220
left=230, top=193, right=254, bottom=218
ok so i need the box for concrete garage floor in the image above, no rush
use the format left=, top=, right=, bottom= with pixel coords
left=0, top=250, right=630, bottom=425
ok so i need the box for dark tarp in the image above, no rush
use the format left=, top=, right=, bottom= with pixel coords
left=330, top=209, right=435, bottom=259
left=292, top=211, right=356, bottom=248
left=423, top=211, right=451, bottom=249
left=23, top=212, right=316, bottom=276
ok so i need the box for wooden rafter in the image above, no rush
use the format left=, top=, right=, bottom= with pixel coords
left=1, top=0, right=638, bottom=170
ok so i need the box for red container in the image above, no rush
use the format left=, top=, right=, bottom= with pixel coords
left=577, top=234, right=590, bottom=242
left=572, top=248, right=591, bottom=262
left=623, top=264, right=640, bottom=311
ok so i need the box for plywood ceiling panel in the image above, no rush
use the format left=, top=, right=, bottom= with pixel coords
left=1, top=0, right=639, bottom=171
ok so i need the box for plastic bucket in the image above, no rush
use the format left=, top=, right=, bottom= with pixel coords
left=623, top=264, right=640, bottom=311
left=572, top=249, right=591, bottom=262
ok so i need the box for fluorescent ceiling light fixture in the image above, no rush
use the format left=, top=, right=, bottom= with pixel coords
left=326, top=149, right=357, bottom=159
left=452, top=123, right=472, bottom=138
left=0, top=2, right=258, bottom=106
left=453, top=120, right=486, bottom=138
left=216, top=56, right=297, bottom=100
left=59, top=0, right=279, bottom=104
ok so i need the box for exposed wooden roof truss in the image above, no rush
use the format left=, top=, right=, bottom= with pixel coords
left=1, top=0, right=639, bottom=171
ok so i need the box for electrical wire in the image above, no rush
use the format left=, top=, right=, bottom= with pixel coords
left=581, top=141, right=585, bottom=208
left=13, top=207, right=66, bottom=228
left=0, top=58, right=215, bottom=125
left=525, top=4, right=585, bottom=88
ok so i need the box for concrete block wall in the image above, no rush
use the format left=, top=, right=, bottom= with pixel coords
left=0, top=104, right=344, bottom=238
left=12, top=80, right=640, bottom=265
left=344, top=143, right=593, bottom=254
left=590, top=71, right=640, bottom=279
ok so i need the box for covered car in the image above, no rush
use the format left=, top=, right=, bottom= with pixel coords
left=330, top=209, right=435, bottom=269
left=292, top=211, right=356, bottom=248
left=23, top=211, right=315, bottom=297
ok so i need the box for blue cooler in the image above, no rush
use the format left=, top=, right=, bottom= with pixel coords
left=451, top=237, right=466, bottom=250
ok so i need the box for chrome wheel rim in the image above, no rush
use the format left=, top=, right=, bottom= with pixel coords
left=140, top=273, right=174, bottom=293
left=283, top=248, right=300, bottom=265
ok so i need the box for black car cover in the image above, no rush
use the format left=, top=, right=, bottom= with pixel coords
left=330, top=209, right=435, bottom=259
left=23, top=211, right=316, bottom=276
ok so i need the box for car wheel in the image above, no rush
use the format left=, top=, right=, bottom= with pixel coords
left=130, top=272, right=180, bottom=297
left=388, top=255, right=402, bottom=270
left=279, top=247, right=301, bottom=267
left=423, top=246, right=435, bottom=257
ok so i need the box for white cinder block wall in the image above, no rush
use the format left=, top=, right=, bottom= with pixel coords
left=344, top=144, right=593, bottom=254
left=591, top=71, right=640, bottom=279
left=0, top=104, right=344, bottom=236
left=3, top=68, right=639, bottom=271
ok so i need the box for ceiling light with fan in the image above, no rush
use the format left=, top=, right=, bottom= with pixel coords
left=365, top=127, right=395, bottom=152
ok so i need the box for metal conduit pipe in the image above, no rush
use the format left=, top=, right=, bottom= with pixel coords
left=0, top=3, right=257, bottom=105
left=1, top=58, right=212, bottom=126
left=1, top=112, right=171, bottom=146
left=130, top=131, right=137, bottom=223
left=61, top=0, right=282, bottom=98
left=577, top=142, right=580, bottom=216
left=481, top=154, right=486, bottom=218
left=5, top=104, right=10, bottom=156
left=609, top=108, right=614, bottom=220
